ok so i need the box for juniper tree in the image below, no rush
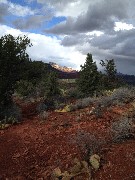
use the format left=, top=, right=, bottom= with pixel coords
left=77, top=53, right=100, bottom=96
left=100, top=59, right=118, bottom=89
left=0, top=34, right=32, bottom=119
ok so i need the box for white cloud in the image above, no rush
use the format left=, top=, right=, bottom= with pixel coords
left=86, top=31, right=104, bottom=36
left=36, top=0, right=91, bottom=17
left=0, top=24, right=85, bottom=69
left=0, top=0, right=7, bottom=3
left=114, top=22, right=135, bottom=31
left=0, top=0, right=35, bottom=17
left=0, top=24, right=23, bottom=36
left=26, top=32, right=85, bottom=68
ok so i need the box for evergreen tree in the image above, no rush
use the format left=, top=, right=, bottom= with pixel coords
left=77, top=53, right=100, bottom=96
left=42, top=71, right=60, bottom=109
left=45, top=71, right=60, bottom=98
left=0, top=34, right=31, bottom=119
left=100, top=59, right=118, bottom=89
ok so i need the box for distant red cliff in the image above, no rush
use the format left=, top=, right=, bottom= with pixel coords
left=47, top=62, right=79, bottom=79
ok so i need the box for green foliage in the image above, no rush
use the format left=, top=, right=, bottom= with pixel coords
left=55, top=105, right=71, bottom=112
left=65, top=87, right=85, bottom=99
left=100, top=59, right=119, bottom=89
left=0, top=34, right=31, bottom=119
left=0, top=103, right=21, bottom=123
left=38, top=111, right=49, bottom=122
left=69, top=96, right=96, bottom=111
left=77, top=53, right=100, bottom=96
left=100, top=59, right=117, bottom=78
left=44, top=71, right=60, bottom=98
left=110, top=115, right=134, bottom=142
left=22, top=61, right=49, bottom=84
left=15, top=80, right=35, bottom=97
left=75, top=130, right=103, bottom=161
left=36, top=102, right=47, bottom=112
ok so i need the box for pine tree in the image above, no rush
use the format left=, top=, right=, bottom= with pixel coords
left=45, top=71, right=60, bottom=98
left=100, top=59, right=118, bottom=89
left=43, top=71, right=60, bottom=109
left=77, top=53, right=100, bottom=96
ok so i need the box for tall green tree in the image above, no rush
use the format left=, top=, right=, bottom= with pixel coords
left=77, top=53, right=100, bottom=96
left=0, top=34, right=31, bottom=118
left=45, top=71, right=60, bottom=98
left=100, top=59, right=118, bottom=89
left=40, top=71, right=60, bottom=109
left=22, top=61, right=49, bottom=84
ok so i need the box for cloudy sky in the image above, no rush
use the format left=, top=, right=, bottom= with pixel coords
left=0, top=0, right=135, bottom=74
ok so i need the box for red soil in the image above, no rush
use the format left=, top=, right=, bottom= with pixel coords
left=0, top=102, right=135, bottom=179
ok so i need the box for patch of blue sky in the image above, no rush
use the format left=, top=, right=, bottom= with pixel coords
left=4, top=15, right=16, bottom=27
left=45, top=16, right=66, bottom=29
left=8, top=0, right=28, bottom=6
left=8, top=0, right=42, bottom=12
left=4, top=15, right=55, bottom=37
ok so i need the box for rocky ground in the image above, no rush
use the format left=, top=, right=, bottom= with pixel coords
left=0, top=100, right=135, bottom=180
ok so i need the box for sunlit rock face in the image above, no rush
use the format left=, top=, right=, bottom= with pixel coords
left=49, top=62, right=77, bottom=73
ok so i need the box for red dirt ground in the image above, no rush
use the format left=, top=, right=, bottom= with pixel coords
left=0, top=102, right=135, bottom=179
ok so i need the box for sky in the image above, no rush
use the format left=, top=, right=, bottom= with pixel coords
left=0, top=0, right=135, bottom=74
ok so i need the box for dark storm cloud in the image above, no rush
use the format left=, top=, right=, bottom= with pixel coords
left=90, top=29, right=135, bottom=50
left=113, top=38, right=135, bottom=57
left=44, top=0, right=128, bottom=35
left=90, top=29, right=135, bottom=57
left=115, top=58, right=135, bottom=75
left=61, top=34, right=93, bottom=46
left=13, top=15, right=51, bottom=30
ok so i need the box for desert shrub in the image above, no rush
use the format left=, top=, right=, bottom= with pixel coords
left=44, top=71, right=60, bottom=98
left=38, top=111, right=49, bottom=121
left=53, top=101, right=65, bottom=110
left=111, top=87, right=135, bottom=103
left=70, top=97, right=96, bottom=111
left=75, top=130, right=105, bottom=161
left=66, top=87, right=85, bottom=99
left=110, top=116, right=134, bottom=143
left=55, top=105, right=71, bottom=112
left=0, top=103, right=22, bottom=123
left=96, top=87, right=135, bottom=109
left=102, top=89, right=116, bottom=96
left=68, top=87, right=135, bottom=113
left=37, top=95, right=67, bottom=112
left=36, top=101, right=47, bottom=113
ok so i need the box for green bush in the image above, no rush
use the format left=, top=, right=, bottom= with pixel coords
left=15, top=80, right=35, bottom=97
left=65, top=87, right=85, bottom=99
left=44, top=71, right=60, bottom=98
left=110, top=116, right=134, bottom=142
left=0, top=103, right=22, bottom=123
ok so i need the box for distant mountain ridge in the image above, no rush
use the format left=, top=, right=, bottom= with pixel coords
left=49, top=62, right=77, bottom=73
left=117, top=73, right=135, bottom=85
left=44, top=62, right=135, bottom=84
left=44, top=62, right=79, bottom=79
